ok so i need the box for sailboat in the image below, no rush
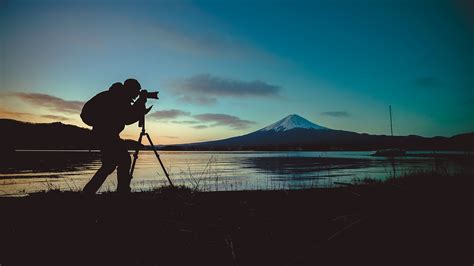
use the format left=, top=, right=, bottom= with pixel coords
left=372, top=105, right=406, bottom=157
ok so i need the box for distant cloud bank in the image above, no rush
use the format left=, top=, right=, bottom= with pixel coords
left=0, top=92, right=83, bottom=123
left=149, top=109, right=191, bottom=120
left=169, top=74, right=281, bottom=105
left=10, top=92, right=84, bottom=114
left=0, top=107, right=34, bottom=120
left=1, top=90, right=256, bottom=131
left=193, top=113, right=256, bottom=130
left=40, top=114, right=70, bottom=121
left=150, top=108, right=255, bottom=130
left=321, top=111, right=350, bottom=118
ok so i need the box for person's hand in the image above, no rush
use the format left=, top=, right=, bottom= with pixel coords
left=144, top=106, right=153, bottom=115
left=136, top=90, right=148, bottom=105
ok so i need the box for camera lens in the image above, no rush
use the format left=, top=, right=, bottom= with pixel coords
left=146, top=91, right=159, bottom=99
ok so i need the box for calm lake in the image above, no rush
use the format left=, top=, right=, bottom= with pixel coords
left=0, top=150, right=471, bottom=196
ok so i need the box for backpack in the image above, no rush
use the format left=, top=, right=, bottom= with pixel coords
left=80, top=91, right=109, bottom=127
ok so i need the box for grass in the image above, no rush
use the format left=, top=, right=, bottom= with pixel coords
left=352, top=168, right=470, bottom=187
left=24, top=167, right=471, bottom=198
left=1, top=169, right=471, bottom=265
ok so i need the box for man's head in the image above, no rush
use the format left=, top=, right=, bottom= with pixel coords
left=124, top=78, right=142, bottom=100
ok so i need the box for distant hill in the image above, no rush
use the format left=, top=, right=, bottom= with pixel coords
left=1, top=116, right=472, bottom=152
left=0, top=119, right=143, bottom=151
left=164, top=114, right=474, bottom=151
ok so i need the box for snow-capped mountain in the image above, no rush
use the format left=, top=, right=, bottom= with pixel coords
left=260, top=114, right=329, bottom=132
left=176, top=114, right=353, bottom=149
left=169, top=114, right=473, bottom=151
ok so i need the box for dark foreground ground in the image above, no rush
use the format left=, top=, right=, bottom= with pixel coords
left=0, top=172, right=472, bottom=265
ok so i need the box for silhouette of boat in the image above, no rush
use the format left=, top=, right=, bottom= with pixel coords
left=372, top=106, right=406, bottom=157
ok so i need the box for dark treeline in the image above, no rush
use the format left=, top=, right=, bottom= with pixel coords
left=1, top=119, right=473, bottom=152
left=0, top=119, right=142, bottom=151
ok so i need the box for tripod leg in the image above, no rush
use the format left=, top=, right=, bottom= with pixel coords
left=130, top=132, right=144, bottom=178
left=145, top=133, right=174, bottom=187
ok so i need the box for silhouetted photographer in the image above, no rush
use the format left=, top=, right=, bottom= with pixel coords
left=80, top=78, right=153, bottom=194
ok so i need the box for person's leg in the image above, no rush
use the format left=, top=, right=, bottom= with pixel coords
left=83, top=164, right=116, bottom=195
left=116, top=140, right=132, bottom=193
left=83, top=143, right=117, bottom=195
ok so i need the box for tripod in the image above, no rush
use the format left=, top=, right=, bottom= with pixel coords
left=130, top=116, right=174, bottom=187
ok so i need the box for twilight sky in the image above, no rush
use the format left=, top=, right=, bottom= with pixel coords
left=1, top=0, right=473, bottom=144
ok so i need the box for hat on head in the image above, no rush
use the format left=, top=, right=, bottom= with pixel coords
left=124, top=78, right=142, bottom=92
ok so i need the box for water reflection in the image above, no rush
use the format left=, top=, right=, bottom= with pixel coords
left=0, top=150, right=470, bottom=196
left=0, top=151, right=101, bottom=177
left=242, top=156, right=373, bottom=174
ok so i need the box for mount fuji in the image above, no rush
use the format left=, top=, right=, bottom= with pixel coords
left=169, top=114, right=473, bottom=151
left=259, top=114, right=328, bottom=132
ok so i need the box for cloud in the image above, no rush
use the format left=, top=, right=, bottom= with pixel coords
left=170, top=74, right=281, bottom=105
left=193, top=113, right=256, bottom=130
left=161, top=136, right=180, bottom=139
left=132, top=103, right=257, bottom=131
left=414, top=77, right=443, bottom=88
left=147, top=109, right=255, bottom=130
left=0, top=108, right=35, bottom=120
left=10, top=92, right=84, bottom=114
left=0, top=107, right=71, bottom=122
left=171, top=120, right=201, bottom=125
left=192, top=125, right=209, bottom=129
left=321, top=111, right=350, bottom=118
left=40, top=114, right=70, bottom=121
left=177, top=95, right=218, bottom=106
left=149, top=109, right=191, bottom=120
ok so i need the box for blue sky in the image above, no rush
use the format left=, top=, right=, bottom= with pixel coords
left=1, top=0, right=473, bottom=144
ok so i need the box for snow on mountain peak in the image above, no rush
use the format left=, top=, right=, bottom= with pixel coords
left=260, top=114, right=329, bottom=132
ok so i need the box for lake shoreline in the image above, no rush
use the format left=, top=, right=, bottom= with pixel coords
left=2, top=150, right=471, bottom=197
left=0, top=171, right=471, bottom=265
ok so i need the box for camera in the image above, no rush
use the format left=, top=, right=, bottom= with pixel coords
left=140, top=90, right=159, bottom=99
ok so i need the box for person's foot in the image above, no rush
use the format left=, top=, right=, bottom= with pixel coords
left=116, top=186, right=131, bottom=194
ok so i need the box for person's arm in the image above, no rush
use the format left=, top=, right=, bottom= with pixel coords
left=124, top=99, right=145, bottom=125
left=124, top=94, right=150, bottom=125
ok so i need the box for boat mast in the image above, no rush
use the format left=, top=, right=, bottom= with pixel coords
left=389, top=105, right=393, bottom=136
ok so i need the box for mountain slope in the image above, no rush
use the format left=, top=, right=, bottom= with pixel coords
left=170, top=115, right=473, bottom=151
